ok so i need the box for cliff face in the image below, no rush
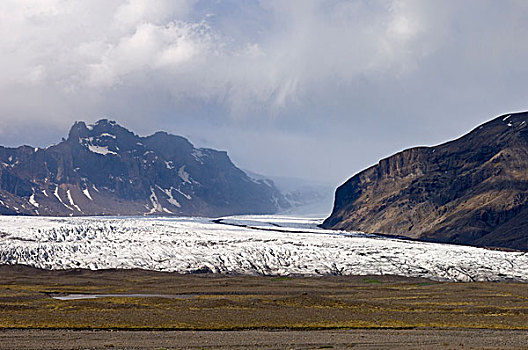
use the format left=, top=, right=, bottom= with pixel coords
left=0, top=119, right=289, bottom=217
left=322, top=112, right=528, bottom=251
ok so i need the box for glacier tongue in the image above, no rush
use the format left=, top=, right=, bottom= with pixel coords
left=0, top=215, right=527, bottom=282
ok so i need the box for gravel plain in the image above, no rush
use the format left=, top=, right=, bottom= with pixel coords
left=1, top=328, right=528, bottom=349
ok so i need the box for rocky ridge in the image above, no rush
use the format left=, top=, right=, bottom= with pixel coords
left=0, top=119, right=289, bottom=217
left=323, top=111, right=528, bottom=251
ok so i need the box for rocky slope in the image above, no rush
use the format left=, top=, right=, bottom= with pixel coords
left=0, top=119, right=289, bottom=217
left=323, top=111, right=528, bottom=251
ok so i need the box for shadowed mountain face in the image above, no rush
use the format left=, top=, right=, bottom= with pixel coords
left=323, top=112, right=528, bottom=251
left=0, top=119, right=289, bottom=217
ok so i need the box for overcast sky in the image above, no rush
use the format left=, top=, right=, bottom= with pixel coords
left=1, top=0, right=528, bottom=186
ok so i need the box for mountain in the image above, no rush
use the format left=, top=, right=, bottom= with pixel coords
left=244, top=171, right=335, bottom=217
left=0, top=119, right=289, bottom=217
left=322, top=111, right=528, bottom=251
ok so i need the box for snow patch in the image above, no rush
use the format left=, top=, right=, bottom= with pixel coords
left=67, top=190, right=82, bottom=212
left=99, top=133, right=116, bottom=139
left=82, top=187, right=93, bottom=201
left=178, top=166, right=191, bottom=184
left=29, top=192, right=39, bottom=208
left=54, top=187, right=73, bottom=211
left=88, top=145, right=117, bottom=156
left=175, top=187, right=192, bottom=200
left=503, top=115, right=511, bottom=121
left=192, top=149, right=205, bottom=164
left=148, top=187, right=163, bottom=213
left=157, top=186, right=182, bottom=208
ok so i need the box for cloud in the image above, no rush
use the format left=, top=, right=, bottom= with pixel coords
left=85, top=20, right=213, bottom=87
left=0, top=0, right=433, bottom=117
left=1, top=1, right=528, bottom=184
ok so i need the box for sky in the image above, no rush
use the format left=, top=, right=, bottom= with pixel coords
left=1, top=0, right=528, bottom=186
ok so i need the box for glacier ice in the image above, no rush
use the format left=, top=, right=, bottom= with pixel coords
left=0, top=215, right=527, bottom=282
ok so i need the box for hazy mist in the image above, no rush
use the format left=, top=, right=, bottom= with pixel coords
left=1, top=0, right=528, bottom=186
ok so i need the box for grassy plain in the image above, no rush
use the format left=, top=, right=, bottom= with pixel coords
left=1, top=265, right=528, bottom=331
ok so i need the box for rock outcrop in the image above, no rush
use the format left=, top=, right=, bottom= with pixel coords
left=323, top=112, right=528, bottom=251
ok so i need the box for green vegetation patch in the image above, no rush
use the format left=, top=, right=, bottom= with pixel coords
left=271, top=276, right=294, bottom=281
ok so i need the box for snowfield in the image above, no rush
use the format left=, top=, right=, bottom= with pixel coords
left=0, top=215, right=527, bottom=282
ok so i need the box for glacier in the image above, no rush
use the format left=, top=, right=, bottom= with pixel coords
left=0, top=215, right=527, bottom=282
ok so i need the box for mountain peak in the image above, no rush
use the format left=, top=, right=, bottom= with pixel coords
left=94, top=118, right=117, bottom=126
left=0, top=119, right=289, bottom=217
left=68, top=121, right=89, bottom=138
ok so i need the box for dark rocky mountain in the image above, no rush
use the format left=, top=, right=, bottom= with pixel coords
left=323, top=111, right=528, bottom=251
left=0, top=119, right=289, bottom=217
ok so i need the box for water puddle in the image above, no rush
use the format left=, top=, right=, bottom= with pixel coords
left=49, top=293, right=196, bottom=300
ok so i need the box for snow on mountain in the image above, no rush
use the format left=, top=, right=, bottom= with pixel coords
left=0, top=215, right=527, bottom=282
left=0, top=119, right=289, bottom=217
